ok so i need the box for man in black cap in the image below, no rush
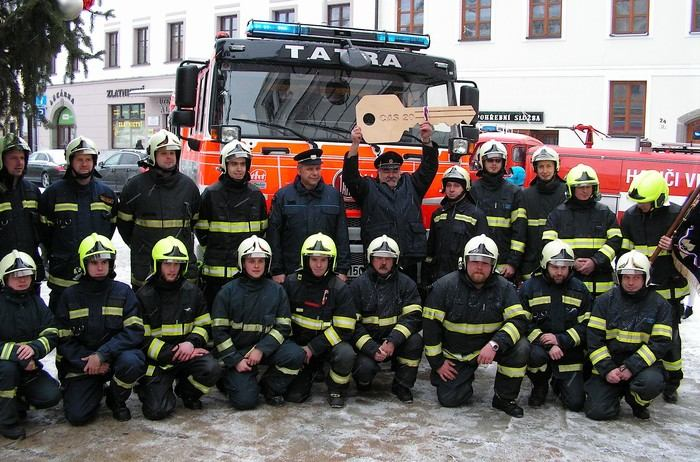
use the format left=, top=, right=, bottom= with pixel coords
left=267, top=148, right=351, bottom=283
left=344, top=122, right=436, bottom=282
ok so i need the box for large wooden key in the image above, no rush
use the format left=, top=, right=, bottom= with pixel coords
left=355, top=94, right=477, bottom=143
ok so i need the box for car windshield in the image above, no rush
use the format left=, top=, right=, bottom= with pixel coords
left=213, top=62, right=456, bottom=146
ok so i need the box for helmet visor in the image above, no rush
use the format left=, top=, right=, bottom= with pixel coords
left=10, top=269, right=34, bottom=278
left=617, top=268, right=645, bottom=275
left=548, top=260, right=574, bottom=268
left=467, top=255, right=495, bottom=264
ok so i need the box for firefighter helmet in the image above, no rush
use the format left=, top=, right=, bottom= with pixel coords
left=0, top=134, right=31, bottom=170
left=0, top=250, right=37, bottom=285
left=237, top=235, right=272, bottom=273
left=531, top=146, right=560, bottom=171
left=300, top=232, right=337, bottom=272
left=615, top=250, right=651, bottom=286
left=65, top=135, right=99, bottom=165
left=220, top=140, right=252, bottom=171
left=475, top=140, right=507, bottom=171
left=152, top=236, right=189, bottom=276
left=540, top=239, right=575, bottom=269
left=463, top=234, right=499, bottom=271
left=628, top=170, right=669, bottom=208
left=442, top=165, right=470, bottom=190
left=146, top=129, right=181, bottom=166
left=78, top=233, right=116, bottom=273
left=366, top=234, right=400, bottom=263
left=565, top=163, right=600, bottom=199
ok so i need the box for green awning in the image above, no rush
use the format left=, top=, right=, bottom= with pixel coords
left=58, top=108, right=75, bottom=126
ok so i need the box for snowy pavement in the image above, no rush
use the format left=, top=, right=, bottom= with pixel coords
left=2, top=233, right=699, bottom=461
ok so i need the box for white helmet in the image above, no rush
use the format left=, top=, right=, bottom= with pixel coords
left=0, top=250, right=37, bottom=285
left=220, top=140, right=252, bottom=171
left=366, top=234, right=400, bottom=263
left=237, top=235, right=273, bottom=273
left=65, top=135, right=99, bottom=164
left=540, top=239, right=575, bottom=270
left=475, top=140, right=507, bottom=171
left=463, top=234, right=499, bottom=271
left=615, top=250, right=651, bottom=286
left=146, top=129, right=181, bottom=166
left=442, top=165, right=470, bottom=191
left=531, top=146, right=560, bottom=171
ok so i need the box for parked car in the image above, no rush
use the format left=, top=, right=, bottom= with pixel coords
left=96, top=149, right=148, bottom=194
left=26, top=149, right=67, bottom=188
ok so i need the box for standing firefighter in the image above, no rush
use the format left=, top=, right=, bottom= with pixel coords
left=470, top=140, right=527, bottom=281
left=423, top=165, right=488, bottom=286
left=212, top=236, right=304, bottom=409
left=423, top=234, right=530, bottom=417
left=585, top=251, right=673, bottom=420
left=0, top=251, right=61, bottom=440
left=118, top=129, right=200, bottom=289
left=519, top=240, right=592, bottom=410
left=283, top=233, right=357, bottom=408
left=136, top=236, right=221, bottom=420
left=349, top=235, right=423, bottom=403
left=196, top=141, right=267, bottom=307
left=55, top=234, right=145, bottom=424
left=39, top=136, right=117, bottom=311
left=621, top=170, right=688, bottom=403
left=519, top=147, right=567, bottom=278
left=543, top=164, right=622, bottom=298
left=0, top=134, right=44, bottom=286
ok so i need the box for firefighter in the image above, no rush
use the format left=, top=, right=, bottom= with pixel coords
left=344, top=123, right=436, bottom=282
left=585, top=250, right=672, bottom=420
left=55, top=234, right=145, bottom=424
left=542, top=164, right=622, bottom=298
left=0, top=134, right=44, bottom=288
left=117, top=129, right=200, bottom=289
left=196, top=140, right=267, bottom=307
left=0, top=251, right=61, bottom=440
left=283, top=233, right=357, bottom=408
left=267, top=148, right=350, bottom=283
left=136, top=236, right=221, bottom=420
left=39, top=136, right=117, bottom=311
left=423, top=234, right=530, bottom=417
left=349, top=235, right=423, bottom=403
left=621, top=170, right=688, bottom=403
left=212, top=236, right=305, bottom=409
left=423, top=165, right=488, bottom=286
left=519, top=146, right=567, bottom=278
left=470, top=140, right=527, bottom=281
left=519, top=240, right=592, bottom=411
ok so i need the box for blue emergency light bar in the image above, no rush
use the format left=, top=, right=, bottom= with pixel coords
left=246, top=20, right=430, bottom=50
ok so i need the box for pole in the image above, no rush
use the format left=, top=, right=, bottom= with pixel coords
left=650, top=183, right=700, bottom=263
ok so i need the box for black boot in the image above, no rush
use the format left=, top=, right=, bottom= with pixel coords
left=105, top=390, right=131, bottom=422
left=391, top=382, right=413, bottom=403
left=355, top=379, right=372, bottom=393
left=663, top=389, right=678, bottom=404
left=492, top=394, right=524, bottom=418
left=0, top=424, right=25, bottom=440
left=182, top=396, right=203, bottom=410
left=631, top=405, right=651, bottom=420
left=528, top=382, right=548, bottom=407
left=328, top=392, right=346, bottom=408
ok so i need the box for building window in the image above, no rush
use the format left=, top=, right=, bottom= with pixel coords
left=397, top=0, right=424, bottom=34
left=529, top=0, right=561, bottom=38
left=461, top=0, right=491, bottom=41
left=168, top=22, right=184, bottom=62
left=693, top=0, right=700, bottom=32
left=328, top=3, right=351, bottom=27
left=71, top=56, right=80, bottom=73
left=274, top=9, right=296, bottom=22
left=111, top=104, right=146, bottom=149
left=609, top=81, right=646, bottom=136
left=612, top=0, right=649, bottom=35
left=49, top=56, right=56, bottom=76
left=218, top=15, right=239, bottom=37
left=135, top=27, right=149, bottom=65
left=106, top=31, right=119, bottom=68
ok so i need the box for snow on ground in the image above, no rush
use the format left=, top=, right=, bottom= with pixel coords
left=2, top=233, right=699, bottom=461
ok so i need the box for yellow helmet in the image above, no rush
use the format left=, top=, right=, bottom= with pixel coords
left=540, top=239, right=575, bottom=270
left=628, top=170, right=669, bottom=209
left=78, top=233, right=116, bottom=273
left=565, top=163, right=599, bottom=199
left=615, top=250, right=651, bottom=286
left=463, top=234, right=499, bottom=272
left=220, top=140, right=252, bottom=171
left=146, top=129, right=181, bottom=166
left=442, top=165, right=471, bottom=191
left=366, top=234, right=400, bottom=263
left=65, top=135, right=99, bottom=164
left=0, top=250, right=36, bottom=285
left=475, top=140, right=507, bottom=172
left=300, top=233, right=337, bottom=273
left=151, top=236, right=189, bottom=276
left=531, top=146, right=560, bottom=171
left=237, top=235, right=272, bottom=273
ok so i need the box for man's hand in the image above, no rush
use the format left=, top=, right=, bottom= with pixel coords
left=539, top=333, right=559, bottom=346
left=82, top=353, right=104, bottom=375
left=619, top=367, right=633, bottom=381
left=501, top=264, right=516, bottom=279
left=272, top=274, right=286, bottom=284
left=548, top=345, right=564, bottom=361
left=24, top=359, right=37, bottom=372
left=245, top=347, right=263, bottom=366
left=658, top=235, right=673, bottom=251
left=235, top=358, right=253, bottom=372
left=477, top=343, right=497, bottom=365
left=192, top=347, right=209, bottom=358
left=379, top=340, right=395, bottom=358
left=16, top=344, right=35, bottom=361
left=373, top=349, right=387, bottom=362
left=337, top=274, right=348, bottom=282
left=302, top=346, right=313, bottom=365
left=605, top=368, right=623, bottom=384
left=419, top=121, right=433, bottom=145
left=173, top=341, right=195, bottom=362
left=436, top=360, right=458, bottom=382
left=351, top=125, right=363, bottom=148
left=97, top=362, right=110, bottom=375
left=575, top=258, right=596, bottom=276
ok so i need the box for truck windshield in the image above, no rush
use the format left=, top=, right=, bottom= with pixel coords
left=213, top=62, right=456, bottom=146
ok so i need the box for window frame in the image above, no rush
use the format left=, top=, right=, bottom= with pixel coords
left=167, top=21, right=184, bottom=63
left=611, top=0, right=649, bottom=35
left=273, top=9, right=296, bottom=23
left=106, top=31, right=119, bottom=68
left=218, top=14, right=239, bottom=37
left=461, top=0, right=491, bottom=41
left=528, top=0, right=562, bottom=39
left=328, top=3, right=351, bottom=27
left=134, top=27, right=149, bottom=65
left=608, top=80, right=647, bottom=137
left=692, top=0, right=700, bottom=33
left=397, top=0, right=424, bottom=34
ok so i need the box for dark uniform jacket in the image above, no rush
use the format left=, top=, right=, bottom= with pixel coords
left=267, top=177, right=350, bottom=276
left=348, top=267, right=422, bottom=356
left=519, top=272, right=592, bottom=366
left=470, top=175, right=527, bottom=269
left=342, top=143, right=438, bottom=260
left=211, top=275, right=293, bottom=368
left=283, top=270, right=356, bottom=356
left=520, top=177, right=567, bottom=276
left=424, top=194, right=489, bottom=283
left=39, top=175, right=117, bottom=290
left=55, top=278, right=144, bottom=375
left=588, top=286, right=672, bottom=376
left=543, top=198, right=622, bottom=296
left=621, top=203, right=689, bottom=306
left=137, top=277, right=212, bottom=366
left=117, top=169, right=200, bottom=286
left=195, top=174, right=268, bottom=280
left=0, top=288, right=58, bottom=368
left=0, top=177, right=44, bottom=281
left=423, top=271, right=529, bottom=370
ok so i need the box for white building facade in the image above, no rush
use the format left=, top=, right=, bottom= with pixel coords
left=39, top=0, right=700, bottom=151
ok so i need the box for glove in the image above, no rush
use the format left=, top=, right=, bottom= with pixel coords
left=683, top=305, right=693, bottom=320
